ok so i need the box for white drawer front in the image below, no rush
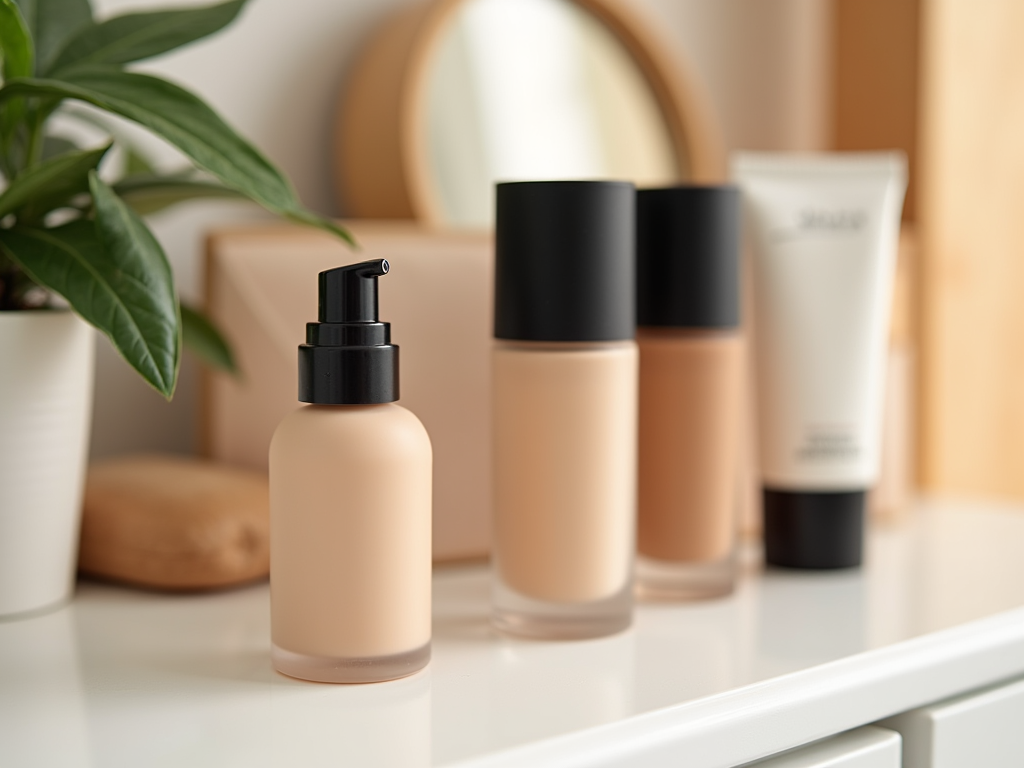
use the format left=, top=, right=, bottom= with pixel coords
left=879, top=675, right=1024, bottom=768
left=744, top=726, right=902, bottom=768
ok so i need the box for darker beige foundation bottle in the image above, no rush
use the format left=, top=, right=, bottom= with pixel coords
left=635, top=186, right=743, bottom=600
left=491, top=180, right=638, bottom=640
left=270, top=259, right=432, bottom=683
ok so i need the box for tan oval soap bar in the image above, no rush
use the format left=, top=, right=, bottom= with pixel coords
left=80, top=455, right=269, bottom=590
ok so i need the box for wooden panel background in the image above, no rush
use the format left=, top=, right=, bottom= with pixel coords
left=916, top=0, right=1024, bottom=498
left=833, top=0, right=920, bottom=222
left=834, top=0, right=1024, bottom=502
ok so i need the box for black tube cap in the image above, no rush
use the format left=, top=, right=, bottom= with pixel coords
left=298, top=259, right=399, bottom=404
left=637, top=186, right=740, bottom=328
left=495, top=180, right=635, bottom=342
left=763, top=489, right=865, bottom=569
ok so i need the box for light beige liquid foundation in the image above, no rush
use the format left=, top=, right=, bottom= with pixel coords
left=491, top=181, right=637, bottom=639
left=494, top=341, right=637, bottom=604
left=270, top=260, right=432, bottom=682
left=634, top=187, right=743, bottom=600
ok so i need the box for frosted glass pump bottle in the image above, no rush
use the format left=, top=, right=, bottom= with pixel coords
left=270, top=259, right=432, bottom=683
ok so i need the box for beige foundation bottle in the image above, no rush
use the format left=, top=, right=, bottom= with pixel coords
left=270, top=259, right=432, bottom=683
left=492, top=180, right=638, bottom=640
left=635, top=187, right=743, bottom=600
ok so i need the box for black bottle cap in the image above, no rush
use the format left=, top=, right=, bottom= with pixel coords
left=298, top=259, right=399, bottom=404
left=495, top=180, right=635, bottom=342
left=637, top=185, right=740, bottom=328
left=763, top=488, right=865, bottom=569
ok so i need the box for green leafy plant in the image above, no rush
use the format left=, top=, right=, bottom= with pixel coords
left=0, top=0, right=353, bottom=397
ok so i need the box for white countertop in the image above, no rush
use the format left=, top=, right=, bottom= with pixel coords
left=3, top=498, right=1024, bottom=768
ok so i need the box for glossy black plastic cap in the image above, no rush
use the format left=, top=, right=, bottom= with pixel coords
left=298, top=259, right=399, bottom=404
left=495, top=180, right=635, bottom=342
left=637, top=185, right=740, bottom=328
left=763, top=489, right=865, bottom=569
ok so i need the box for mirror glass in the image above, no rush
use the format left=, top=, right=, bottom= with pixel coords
left=425, top=0, right=682, bottom=227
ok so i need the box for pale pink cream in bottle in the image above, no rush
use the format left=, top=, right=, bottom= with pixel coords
left=270, top=259, right=432, bottom=683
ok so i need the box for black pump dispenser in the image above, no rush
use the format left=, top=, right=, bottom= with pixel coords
left=298, top=259, right=399, bottom=405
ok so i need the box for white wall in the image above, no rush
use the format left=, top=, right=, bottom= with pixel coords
left=636, top=0, right=832, bottom=152
left=88, top=0, right=832, bottom=458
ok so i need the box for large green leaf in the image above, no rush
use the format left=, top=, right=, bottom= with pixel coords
left=0, top=69, right=355, bottom=246
left=13, top=0, right=93, bottom=74
left=47, top=0, right=245, bottom=75
left=181, top=300, right=236, bottom=374
left=0, top=0, right=33, bottom=80
left=0, top=179, right=181, bottom=397
left=114, top=173, right=243, bottom=215
left=87, top=171, right=178, bottom=396
left=0, top=142, right=108, bottom=218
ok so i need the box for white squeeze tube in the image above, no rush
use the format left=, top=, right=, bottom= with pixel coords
left=732, top=152, right=907, bottom=570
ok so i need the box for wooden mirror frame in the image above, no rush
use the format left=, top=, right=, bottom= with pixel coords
left=336, top=0, right=726, bottom=225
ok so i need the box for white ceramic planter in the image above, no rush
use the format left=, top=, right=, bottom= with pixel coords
left=0, top=311, right=94, bottom=618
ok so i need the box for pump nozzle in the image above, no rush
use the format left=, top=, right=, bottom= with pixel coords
left=319, top=258, right=390, bottom=323
left=299, top=258, right=398, bottom=404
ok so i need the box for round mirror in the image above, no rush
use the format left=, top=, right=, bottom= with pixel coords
left=337, top=0, right=724, bottom=227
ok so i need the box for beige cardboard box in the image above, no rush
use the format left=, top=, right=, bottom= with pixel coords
left=203, top=222, right=493, bottom=562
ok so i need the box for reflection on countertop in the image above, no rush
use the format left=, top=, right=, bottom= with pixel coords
left=2, top=498, right=1024, bottom=767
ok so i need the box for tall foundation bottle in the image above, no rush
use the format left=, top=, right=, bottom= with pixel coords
left=491, top=180, right=638, bottom=640
left=270, top=259, right=432, bottom=683
left=635, top=186, right=743, bottom=600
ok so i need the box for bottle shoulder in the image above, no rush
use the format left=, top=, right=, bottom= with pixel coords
left=271, top=403, right=431, bottom=458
